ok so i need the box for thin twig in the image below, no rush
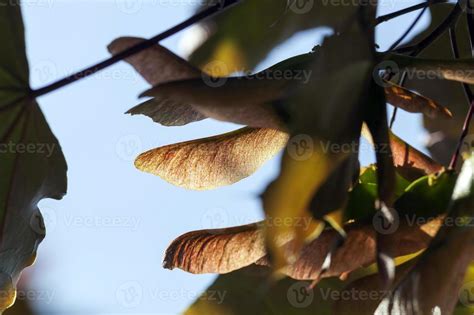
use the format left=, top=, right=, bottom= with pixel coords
left=449, top=1, right=474, bottom=169
left=31, top=0, right=240, bottom=98
left=389, top=2, right=462, bottom=127
left=393, top=3, right=463, bottom=55
left=388, top=6, right=428, bottom=51
left=376, top=0, right=449, bottom=25
left=386, top=3, right=429, bottom=128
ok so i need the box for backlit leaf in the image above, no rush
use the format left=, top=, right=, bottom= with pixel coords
left=141, top=77, right=285, bottom=129
left=384, top=81, right=452, bottom=119
left=263, top=23, right=375, bottom=271
left=108, top=37, right=206, bottom=126
left=362, top=125, right=443, bottom=180
left=164, top=223, right=265, bottom=274
left=165, top=217, right=440, bottom=281
left=135, top=127, right=288, bottom=190
left=139, top=51, right=315, bottom=129
left=0, top=3, right=67, bottom=312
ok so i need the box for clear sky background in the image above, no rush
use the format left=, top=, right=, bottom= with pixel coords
left=20, top=1, right=430, bottom=314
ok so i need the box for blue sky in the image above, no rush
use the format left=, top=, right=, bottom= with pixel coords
left=21, top=1, right=429, bottom=314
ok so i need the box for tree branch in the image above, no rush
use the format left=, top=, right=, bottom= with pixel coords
left=376, top=0, right=449, bottom=25
left=30, top=0, right=240, bottom=98
left=393, top=3, right=463, bottom=55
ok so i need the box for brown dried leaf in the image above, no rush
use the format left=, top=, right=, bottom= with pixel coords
left=135, top=127, right=288, bottom=190
left=163, top=223, right=265, bottom=274
left=107, top=37, right=206, bottom=126
left=164, top=218, right=441, bottom=279
left=362, top=125, right=443, bottom=179
left=141, top=77, right=285, bottom=129
left=389, top=131, right=444, bottom=178
left=385, top=81, right=452, bottom=119
left=257, top=217, right=441, bottom=281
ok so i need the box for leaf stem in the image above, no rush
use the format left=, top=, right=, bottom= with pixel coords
left=30, top=0, right=240, bottom=98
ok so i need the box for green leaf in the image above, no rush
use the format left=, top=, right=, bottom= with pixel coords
left=395, top=170, right=458, bottom=218
left=0, top=3, right=67, bottom=312
left=375, top=153, right=474, bottom=314
left=345, top=166, right=411, bottom=221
